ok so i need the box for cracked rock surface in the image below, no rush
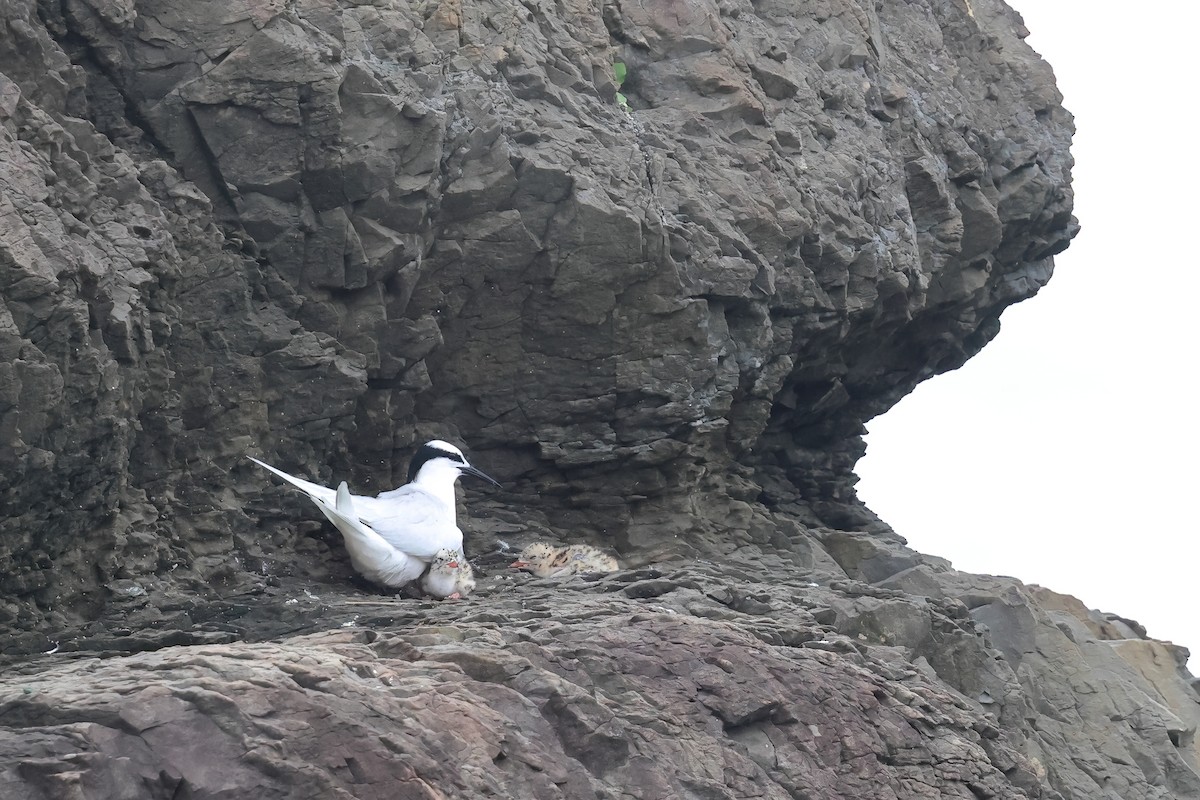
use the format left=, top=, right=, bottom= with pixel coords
left=2, top=0, right=1075, bottom=610
left=4, top=0, right=1196, bottom=797
left=2, top=555, right=1197, bottom=799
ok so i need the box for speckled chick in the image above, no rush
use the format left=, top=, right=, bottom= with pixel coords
left=420, top=548, right=476, bottom=599
left=510, top=543, right=619, bottom=578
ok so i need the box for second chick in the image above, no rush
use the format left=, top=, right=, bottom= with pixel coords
left=511, top=542, right=619, bottom=578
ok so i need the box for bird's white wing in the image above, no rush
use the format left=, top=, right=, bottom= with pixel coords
left=250, top=458, right=428, bottom=586
left=369, top=513, right=464, bottom=560
left=250, top=457, right=455, bottom=569
left=317, top=483, right=427, bottom=586
left=360, top=485, right=463, bottom=559
left=248, top=457, right=337, bottom=507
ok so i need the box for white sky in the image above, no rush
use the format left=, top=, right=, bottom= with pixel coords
left=857, top=1, right=1200, bottom=670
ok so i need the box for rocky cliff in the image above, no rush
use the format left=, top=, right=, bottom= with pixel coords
left=2, top=0, right=1195, bottom=798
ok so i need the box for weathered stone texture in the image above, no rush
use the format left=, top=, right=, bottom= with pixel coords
left=2, top=557, right=1197, bottom=800
left=5, top=0, right=1194, bottom=798
left=3, top=0, right=1076, bottom=607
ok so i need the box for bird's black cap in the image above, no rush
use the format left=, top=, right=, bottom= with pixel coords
left=406, top=442, right=465, bottom=484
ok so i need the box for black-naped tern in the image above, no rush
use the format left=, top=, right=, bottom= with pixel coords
left=249, top=440, right=499, bottom=588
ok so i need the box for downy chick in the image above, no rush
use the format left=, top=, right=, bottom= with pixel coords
left=420, top=548, right=476, bottom=599
left=510, top=543, right=619, bottom=578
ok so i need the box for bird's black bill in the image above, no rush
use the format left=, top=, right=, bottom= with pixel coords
left=463, top=465, right=501, bottom=488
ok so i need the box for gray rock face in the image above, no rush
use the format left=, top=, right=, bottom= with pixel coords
left=1, top=0, right=1074, bottom=611
left=7, top=0, right=1191, bottom=799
